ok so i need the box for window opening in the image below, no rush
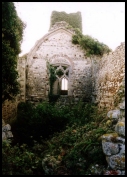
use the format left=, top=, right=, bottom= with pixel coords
left=61, top=77, right=68, bottom=90
left=50, top=64, right=69, bottom=95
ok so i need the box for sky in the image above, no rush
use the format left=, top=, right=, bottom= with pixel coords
left=14, top=2, right=125, bottom=56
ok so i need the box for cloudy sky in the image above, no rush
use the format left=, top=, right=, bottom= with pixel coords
left=14, top=2, right=125, bottom=56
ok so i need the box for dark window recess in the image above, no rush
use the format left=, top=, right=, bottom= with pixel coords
left=66, top=71, right=69, bottom=76
left=60, top=90, right=68, bottom=95
left=33, top=56, right=38, bottom=59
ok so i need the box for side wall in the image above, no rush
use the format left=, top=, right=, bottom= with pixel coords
left=2, top=56, right=26, bottom=124
left=2, top=100, right=18, bottom=124
left=17, top=55, right=27, bottom=102
left=92, top=42, right=125, bottom=110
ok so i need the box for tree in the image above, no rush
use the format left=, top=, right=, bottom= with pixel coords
left=2, top=2, right=25, bottom=103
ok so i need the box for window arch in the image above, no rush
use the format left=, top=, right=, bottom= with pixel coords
left=51, top=64, right=69, bottom=95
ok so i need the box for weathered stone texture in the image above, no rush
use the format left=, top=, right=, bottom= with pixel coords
left=92, top=42, right=125, bottom=110
left=2, top=119, right=13, bottom=141
left=2, top=56, right=27, bottom=124
left=102, top=90, right=125, bottom=172
left=2, top=99, right=18, bottom=124
left=25, top=22, right=93, bottom=103
left=17, top=55, right=27, bottom=102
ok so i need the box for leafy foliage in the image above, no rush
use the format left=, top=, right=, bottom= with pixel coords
left=2, top=2, right=25, bottom=102
left=41, top=105, right=112, bottom=175
left=72, top=28, right=111, bottom=57
left=50, top=11, right=82, bottom=32
left=11, top=102, right=70, bottom=145
left=4, top=102, right=114, bottom=175
left=47, top=62, right=57, bottom=95
left=2, top=141, right=45, bottom=175
left=47, top=62, right=61, bottom=102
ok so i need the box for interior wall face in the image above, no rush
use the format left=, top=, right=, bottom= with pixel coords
left=92, top=42, right=125, bottom=110
left=25, top=28, right=92, bottom=103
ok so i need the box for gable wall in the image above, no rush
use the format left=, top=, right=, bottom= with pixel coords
left=25, top=28, right=93, bottom=104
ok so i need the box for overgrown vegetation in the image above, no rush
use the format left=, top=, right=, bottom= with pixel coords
left=3, top=102, right=114, bottom=175
left=2, top=140, right=46, bottom=175
left=72, top=28, right=111, bottom=57
left=50, top=11, right=82, bottom=32
left=47, top=62, right=60, bottom=103
left=47, top=62, right=57, bottom=96
left=2, top=2, right=25, bottom=103
left=11, top=102, right=70, bottom=145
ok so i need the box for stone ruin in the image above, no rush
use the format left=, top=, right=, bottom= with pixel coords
left=2, top=12, right=125, bottom=174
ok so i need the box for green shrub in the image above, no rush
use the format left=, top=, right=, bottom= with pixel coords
left=2, top=141, right=44, bottom=175
left=11, top=102, right=35, bottom=145
left=72, top=28, right=111, bottom=57
left=12, top=102, right=107, bottom=146
left=47, top=63, right=57, bottom=96
left=6, top=102, right=112, bottom=175
left=11, top=102, right=70, bottom=145
left=40, top=105, right=110, bottom=175
left=41, top=121, right=108, bottom=175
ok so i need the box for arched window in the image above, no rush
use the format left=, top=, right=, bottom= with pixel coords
left=50, top=64, right=69, bottom=95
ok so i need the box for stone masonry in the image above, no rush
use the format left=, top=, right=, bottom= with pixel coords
left=24, top=21, right=93, bottom=104
left=92, top=42, right=125, bottom=111
left=102, top=75, right=125, bottom=174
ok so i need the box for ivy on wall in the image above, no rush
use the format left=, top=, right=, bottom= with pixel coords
left=47, top=62, right=60, bottom=103
left=47, top=62, right=56, bottom=95
left=50, top=11, right=82, bottom=32
left=72, top=28, right=112, bottom=57
left=50, top=11, right=111, bottom=57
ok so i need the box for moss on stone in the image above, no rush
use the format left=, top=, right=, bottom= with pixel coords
left=117, top=122, right=124, bottom=127
left=103, top=133, right=118, bottom=137
left=106, top=120, right=112, bottom=127
left=102, top=133, right=119, bottom=142
left=121, top=156, right=125, bottom=162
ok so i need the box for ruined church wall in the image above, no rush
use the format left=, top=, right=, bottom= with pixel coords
left=2, top=56, right=26, bottom=124
left=26, top=28, right=93, bottom=103
left=2, top=99, right=18, bottom=124
left=26, top=58, right=49, bottom=102
left=71, top=60, right=92, bottom=101
left=92, top=42, right=125, bottom=110
left=17, top=56, right=26, bottom=102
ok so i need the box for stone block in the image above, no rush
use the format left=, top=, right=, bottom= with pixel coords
left=119, top=100, right=125, bottom=110
left=6, top=131, right=13, bottom=138
left=102, top=141, right=119, bottom=156
left=115, top=122, right=125, bottom=137
left=107, top=110, right=120, bottom=119
left=106, top=154, right=125, bottom=170
left=2, top=124, right=11, bottom=131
